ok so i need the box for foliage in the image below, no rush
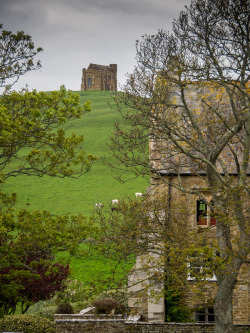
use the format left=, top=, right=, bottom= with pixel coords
left=107, top=1, right=249, bottom=330
left=0, top=314, right=55, bottom=333
left=0, top=250, right=69, bottom=315
left=91, top=194, right=216, bottom=319
left=54, top=278, right=98, bottom=310
left=55, top=241, right=136, bottom=305
left=0, top=196, right=92, bottom=314
left=37, top=306, right=57, bottom=320
left=0, top=25, right=95, bottom=316
left=0, top=86, right=95, bottom=181
left=27, top=300, right=57, bottom=320
left=54, top=279, right=95, bottom=314
left=92, top=299, right=126, bottom=314
left=0, top=24, right=42, bottom=89
left=55, top=302, right=74, bottom=314
left=54, top=279, right=87, bottom=304
left=3, top=90, right=148, bottom=216
left=165, top=285, right=192, bottom=322
left=1, top=88, right=148, bottom=308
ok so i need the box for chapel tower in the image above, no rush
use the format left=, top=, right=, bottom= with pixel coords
left=81, top=63, right=117, bottom=91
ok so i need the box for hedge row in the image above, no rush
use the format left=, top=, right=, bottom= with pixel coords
left=0, top=314, right=55, bottom=333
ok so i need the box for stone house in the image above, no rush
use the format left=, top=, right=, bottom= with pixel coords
left=81, top=63, right=117, bottom=91
left=127, top=82, right=250, bottom=324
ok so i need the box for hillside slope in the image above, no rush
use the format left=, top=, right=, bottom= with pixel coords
left=3, top=91, right=149, bottom=216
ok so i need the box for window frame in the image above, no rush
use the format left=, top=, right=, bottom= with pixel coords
left=196, top=199, right=216, bottom=226
left=187, top=254, right=217, bottom=281
left=197, top=199, right=208, bottom=225
left=195, top=306, right=215, bottom=323
left=87, top=77, right=92, bottom=88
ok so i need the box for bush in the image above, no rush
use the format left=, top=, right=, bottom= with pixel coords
left=165, top=286, right=192, bottom=322
left=37, top=306, right=57, bottom=320
left=27, top=300, right=56, bottom=320
left=0, top=314, right=55, bottom=333
left=92, top=299, right=126, bottom=314
left=55, top=302, right=74, bottom=314
left=27, top=300, right=49, bottom=314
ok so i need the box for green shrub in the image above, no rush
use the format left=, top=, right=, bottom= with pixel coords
left=37, top=306, right=57, bottom=320
left=55, top=302, right=74, bottom=314
left=26, top=300, right=57, bottom=320
left=26, top=300, right=49, bottom=314
left=0, top=314, right=55, bottom=333
left=92, top=299, right=126, bottom=314
left=165, top=286, right=192, bottom=322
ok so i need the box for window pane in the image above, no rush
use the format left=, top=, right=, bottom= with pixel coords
left=208, top=308, right=214, bottom=314
left=196, top=313, right=205, bottom=322
left=208, top=314, right=215, bottom=322
left=195, top=307, right=214, bottom=323
left=87, top=77, right=92, bottom=87
left=197, top=200, right=207, bottom=225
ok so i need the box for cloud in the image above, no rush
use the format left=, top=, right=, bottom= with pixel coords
left=0, top=0, right=191, bottom=92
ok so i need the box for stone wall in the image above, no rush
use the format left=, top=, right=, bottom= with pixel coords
left=143, top=174, right=250, bottom=324
left=125, top=322, right=250, bottom=332
left=81, top=63, right=117, bottom=91
left=54, top=315, right=250, bottom=333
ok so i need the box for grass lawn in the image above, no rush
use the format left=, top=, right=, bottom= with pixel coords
left=56, top=244, right=134, bottom=285
left=3, top=90, right=149, bottom=283
left=3, top=90, right=148, bottom=216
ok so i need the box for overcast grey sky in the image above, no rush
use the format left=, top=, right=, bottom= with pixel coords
left=0, top=0, right=191, bottom=92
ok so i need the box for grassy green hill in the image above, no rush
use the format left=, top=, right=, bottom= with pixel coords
left=3, top=90, right=149, bottom=285
left=3, top=90, right=149, bottom=217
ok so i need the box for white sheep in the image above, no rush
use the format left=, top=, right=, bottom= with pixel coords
left=95, top=203, right=103, bottom=209
left=111, top=199, right=119, bottom=211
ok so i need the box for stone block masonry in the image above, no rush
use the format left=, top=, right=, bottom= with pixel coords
left=81, top=63, right=117, bottom=91
left=54, top=315, right=250, bottom=333
left=55, top=315, right=124, bottom=333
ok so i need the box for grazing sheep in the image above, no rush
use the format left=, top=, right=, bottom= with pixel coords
left=111, top=199, right=119, bottom=211
left=95, top=203, right=103, bottom=209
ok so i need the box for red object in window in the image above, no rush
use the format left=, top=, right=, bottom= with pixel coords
left=197, top=200, right=207, bottom=225
left=210, top=217, right=216, bottom=225
left=198, top=217, right=207, bottom=225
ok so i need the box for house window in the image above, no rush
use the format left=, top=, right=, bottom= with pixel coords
left=87, top=77, right=92, bottom=87
left=195, top=307, right=215, bottom=323
left=197, top=200, right=207, bottom=225
left=196, top=200, right=216, bottom=226
left=187, top=253, right=217, bottom=281
left=188, top=257, right=203, bottom=279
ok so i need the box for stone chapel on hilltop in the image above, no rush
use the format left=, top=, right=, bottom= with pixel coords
left=81, top=63, right=117, bottom=91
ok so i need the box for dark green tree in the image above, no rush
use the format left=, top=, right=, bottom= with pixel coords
left=0, top=24, right=95, bottom=314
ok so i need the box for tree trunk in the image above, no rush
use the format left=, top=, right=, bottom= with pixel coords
left=214, top=275, right=237, bottom=333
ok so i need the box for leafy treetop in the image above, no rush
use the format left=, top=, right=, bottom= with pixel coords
left=0, top=24, right=43, bottom=89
